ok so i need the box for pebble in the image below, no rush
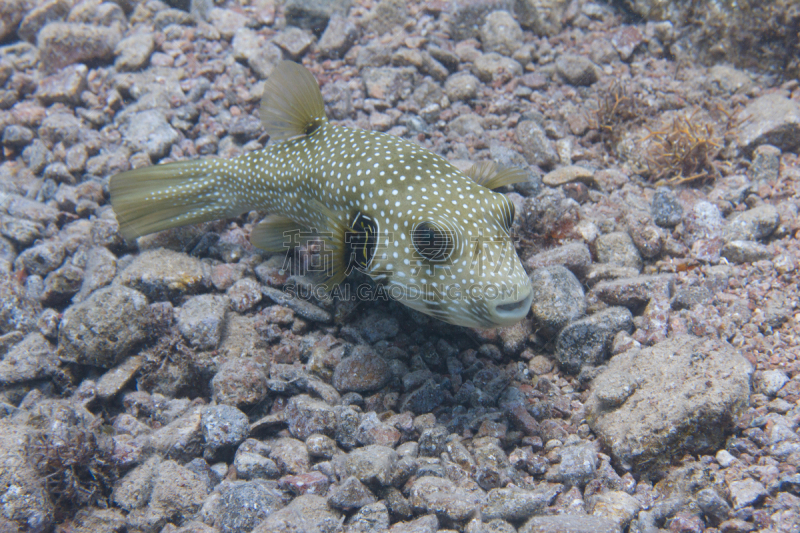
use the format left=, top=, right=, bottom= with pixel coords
left=695, top=487, right=731, bottom=523
left=112, top=455, right=161, bottom=510
left=516, top=120, right=559, bottom=169
left=35, top=63, right=87, bottom=105
left=720, top=240, right=772, bottom=263
left=651, top=187, right=684, bottom=227
left=273, top=27, right=315, bottom=59
left=217, top=480, right=286, bottom=533
left=58, top=285, right=150, bottom=368
left=211, top=357, right=269, bottom=406
left=480, top=11, right=523, bottom=56
left=2, top=125, right=35, bottom=148
left=201, top=404, right=249, bottom=454
left=0, top=332, right=56, bottom=385
left=728, top=478, right=768, bottom=509
left=332, top=348, right=392, bottom=393
left=529, top=265, right=586, bottom=337
left=555, top=307, right=634, bottom=373
left=400, top=379, right=444, bottom=415
left=347, top=501, right=390, bottom=533
left=555, top=54, right=599, bottom=86
left=234, top=441, right=281, bottom=480
left=542, top=165, right=596, bottom=187
left=482, top=486, right=557, bottom=522
left=269, top=437, right=311, bottom=475
left=591, top=490, right=641, bottom=529
left=38, top=22, right=120, bottom=73
left=472, top=52, right=523, bottom=83
left=121, top=109, right=181, bottom=159
left=147, top=460, right=209, bottom=524
left=749, top=144, right=781, bottom=184
left=318, top=14, right=358, bottom=58
left=521, top=515, right=619, bottom=533
left=362, top=66, right=416, bottom=104
left=586, top=336, right=753, bottom=471
left=334, top=445, right=398, bottom=487
left=251, top=494, right=341, bottom=533
left=38, top=111, right=82, bottom=147
left=328, top=476, right=378, bottom=510
left=408, top=476, right=483, bottom=522
left=724, top=205, right=780, bottom=242
left=261, top=286, right=331, bottom=323
left=226, top=277, right=262, bottom=313
left=114, top=32, right=155, bottom=71
left=735, top=93, right=800, bottom=154
left=525, top=242, right=592, bottom=278
left=118, top=249, right=210, bottom=302
left=595, top=232, right=643, bottom=270
left=96, top=355, right=144, bottom=400
left=284, top=0, right=345, bottom=33
left=177, top=294, right=228, bottom=351
left=444, top=71, right=480, bottom=101
left=284, top=394, right=337, bottom=440
left=388, top=515, right=439, bottom=533
left=756, top=370, right=789, bottom=396
left=279, top=471, right=330, bottom=496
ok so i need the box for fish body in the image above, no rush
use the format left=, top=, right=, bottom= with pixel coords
left=110, top=61, right=533, bottom=328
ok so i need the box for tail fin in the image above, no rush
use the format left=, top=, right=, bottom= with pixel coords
left=109, top=159, right=236, bottom=240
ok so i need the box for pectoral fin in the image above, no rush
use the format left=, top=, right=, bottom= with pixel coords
left=250, top=215, right=307, bottom=252
left=466, top=161, right=529, bottom=189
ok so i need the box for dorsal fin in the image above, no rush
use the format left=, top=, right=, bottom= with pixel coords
left=466, top=161, right=529, bottom=190
left=259, top=60, right=328, bottom=142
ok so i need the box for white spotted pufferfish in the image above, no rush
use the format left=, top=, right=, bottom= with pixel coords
left=110, top=61, right=534, bottom=328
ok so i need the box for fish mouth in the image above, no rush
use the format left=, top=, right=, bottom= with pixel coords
left=490, top=287, right=534, bottom=325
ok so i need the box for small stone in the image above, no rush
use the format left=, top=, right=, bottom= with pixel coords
left=334, top=445, right=398, bottom=487
left=728, top=478, right=768, bottom=509
left=115, top=32, right=154, bottom=71
left=595, top=232, right=642, bottom=270
left=720, top=240, right=771, bottom=264
left=362, top=0, right=407, bottom=35
left=521, top=514, right=619, bottom=533
left=555, top=54, right=598, bottom=86
left=212, top=357, right=269, bottom=406
left=408, top=476, right=483, bottom=522
left=285, top=394, right=337, bottom=440
left=362, top=66, right=416, bottom=104
left=542, top=166, right=595, bottom=187
left=546, top=442, right=597, bottom=486
left=724, top=205, right=780, bottom=242
left=201, top=404, right=249, bottom=454
left=347, top=501, right=390, bottom=533
left=284, top=0, right=349, bottom=33
left=177, top=294, right=228, bottom=351
left=273, top=26, right=315, bottom=59
left=328, top=476, right=377, bottom=510
left=38, top=111, right=82, bottom=147
left=472, top=52, right=523, bottom=83
left=121, top=109, right=180, bottom=159
left=756, top=369, right=789, bottom=396
left=555, top=307, right=633, bottom=373
left=696, top=487, right=731, bottom=523
left=96, top=355, right=144, bottom=400
left=226, top=277, right=262, bottom=313
left=591, top=490, right=641, bottom=529
left=112, top=456, right=161, bottom=510
left=516, top=119, right=559, bottom=169
left=2, top=125, right=35, bottom=148
left=251, top=494, right=342, bottom=533
left=736, top=93, right=800, bottom=154
left=38, top=22, right=120, bottom=73
left=269, top=437, right=311, bottom=475
left=0, top=332, right=56, bottom=385
left=482, top=486, right=557, bottom=522
left=35, top=63, right=87, bottom=105
left=261, top=286, right=332, bottom=322
left=529, top=265, right=586, bottom=337
left=235, top=440, right=281, bottom=480
left=480, top=11, right=522, bottom=56
left=279, top=471, right=330, bottom=495
left=749, top=144, right=781, bottom=184
left=586, top=336, right=753, bottom=471
left=118, top=249, right=209, bottom=302
left=318, top=14, right=358, bottom=58
left=444, top=71, right=481, bottom=101
left=388, top=515, right=439, bottom=533
left=651, top=187, right=684, bottom=227
left=207, top=7, right=247, bottom=40
left=217, top=480, right=286, bottom=533
left=148, top=460, right=208, bottom=523
left=58, top=285, right=150, bottom=368
left=525, top=243, right=592, bottom=279
left=448, top=114, right=484, bottom=137
left=400, top=379, right=444, bottom=415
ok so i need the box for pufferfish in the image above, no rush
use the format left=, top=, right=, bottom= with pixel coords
left=110, top=61, right=534, bottom=328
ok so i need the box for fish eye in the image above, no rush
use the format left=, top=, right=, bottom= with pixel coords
left=412, top=221, right=453, bottom=262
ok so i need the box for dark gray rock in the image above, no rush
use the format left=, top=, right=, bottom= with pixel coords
left=651, top=187, right=684, bottom=227
left=285, top=394, right=337, bottom=440
left=13, top=239, right=65, bottom=277
left=0, top=332, right=56, bottom=385
left=177, top=294, right=228, bottom=350
left=284, top=0, right=350, bottom=34
left=586, top=336, right=752, bottom=471
left=58, top=285, right=150, bottom=368
left=529, top=265, right=586, bottom=337
left=38, top=112, right=82, bottom=148
left=362, top=66, right=416, bottom=104
left=118, top=249, right=210, bottom=302
left=334, top=445, right=398, bottom=487
left=211, top=357, right=269, bottom=406
left=218, top=480, right=286, bottom=533
left=595, top=232, right=642, bottom=270
left=251, top=494, right=341, bottom=533
left=749, top=144, right=781, bottom=185
left=346, top=501, right=390, bottom=533
left=720, top=240, right=771, bottom=263
left=2, top=124, right=34, bottom=148
left=318, top=13, right=358, bottom=58
left=333, top=348, right=391, bottom=393
left=555, top=307, right=633, bottom=373
left=724, top=204, right=780, bottom=242
left=328, top=476, right=377, bottom=511
left=482, top=486, right=558, bottom=522
left=555, top=54, right=599, bottom=86
left=408, top=475, right=483, bottom=522
left=696, top=487, right=731, bottom=524
left=400, top=379, right=444, bottom=415
left=525, top=242, right=592, bottom=278
left=516, top=120, right=558, bottom=169
left=201, top=404, right=249, bottom=454
left=546, top=442, right=597, bottom=487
